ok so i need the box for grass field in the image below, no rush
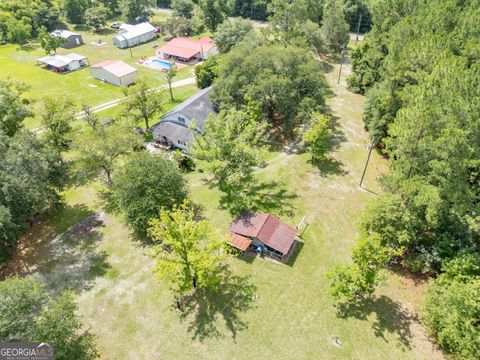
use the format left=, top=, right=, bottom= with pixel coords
left=0, top=13, right=194, bottom=129
left=0, top=58, right=443, bottom=359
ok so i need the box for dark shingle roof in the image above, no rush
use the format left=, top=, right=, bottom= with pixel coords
left=153, top=122, right=194, bottom=144
left=161, top=86, right=213, bottom=128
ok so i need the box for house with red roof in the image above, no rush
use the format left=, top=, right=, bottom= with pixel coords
left=156, top=37, right=217, bottom=63
left=90, top=60, right=138, bottom=87
left=229, top=213, right=298, bottom=262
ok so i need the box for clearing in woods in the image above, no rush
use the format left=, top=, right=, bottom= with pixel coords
left=0, top=58, right=443, bottom=359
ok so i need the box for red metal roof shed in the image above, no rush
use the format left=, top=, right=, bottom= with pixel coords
left=230, top=213, right=297, bottom=255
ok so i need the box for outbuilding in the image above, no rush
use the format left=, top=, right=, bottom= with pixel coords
left=112, top=22, right=156, bottom=49
left=37, top=53, right=89, bottom=73
left=50, top=30, right=83, bottom=48
left=90, top=60, right=138, bottom=87
left=229, top=213, right=298, bottom=262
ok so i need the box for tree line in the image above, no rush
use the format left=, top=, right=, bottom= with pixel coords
left=329, top=1, right=480, bottom=358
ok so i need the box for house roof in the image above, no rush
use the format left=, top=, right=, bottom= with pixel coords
left=51, top=29, right=81, bottom=39
left=157, top=37, right=216, bottom=60
left=152, top=122, right=194, bottom=144
left=115, top=22, right=155, bottom=41
left=230, top=213, right=298, bottom=255
left=37, top=53, right=86, bottom=67
left=91, top=60, right=137, bottom=78
left=160, top=86, right=213, bottom=128
left=229, top=233, right=252, bottom=252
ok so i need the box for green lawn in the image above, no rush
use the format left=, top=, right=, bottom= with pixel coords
left=0, top=13, right=194, bottom=129
left=0, top=60, right=443, bottom=359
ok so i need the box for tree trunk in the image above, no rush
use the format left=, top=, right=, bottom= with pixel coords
left=192, top=276, right=197, bottom=289
left=104, top=167, right=112, bottom=186
left=144, top=117, right=149, bottom=130
left=168, top=81, right=174, bottom=101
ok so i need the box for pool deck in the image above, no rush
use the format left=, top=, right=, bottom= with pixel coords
left=138, top=56, right=188, bottom=71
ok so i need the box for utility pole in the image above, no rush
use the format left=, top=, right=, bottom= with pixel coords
left=355, top=14, right=363, bottom=46
left=359, top=137, right=375, bottom=188
left=337, top=47, right=345, bottom=84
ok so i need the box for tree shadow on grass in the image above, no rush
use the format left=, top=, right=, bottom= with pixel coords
left=0, top=207, right=110, bottom=296
left=335, top=295, right=415, bottom=348
left=217, top=179, right=297, bottom=217
left=309, top=115, right=349, bottom=177
left=311, top=157, right=348, bottom=177
left=179, top=267, right=257, bottom=342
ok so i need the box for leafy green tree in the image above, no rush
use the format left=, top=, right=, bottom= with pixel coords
left=39, top=27, right=65, bottom=55
left=84, top=3, right=109, bottom=32
left=194, top=55, right=219, bottom=89
left=148, top=202, right=228, bottom=295
left=171, top=0, right=195, bottom=18
left=320, top=0, right=349, bottom=53
left=98, top=0, right=121, bottom=15
left=0, top=79, right=32, bottom=137
left=328, top=233, right=401, bottom=302
left=6, top=17, right=32, bottom=45
left=63, top=0, right=89, bottom=24
left=34, top=291, right=99, bottom=360
left=0, top=1, right=60, bottom=40
left=347, top=40, right=384, bottom=94
left=230, top=0, right=270, bottom=21
left=73, top=120, right=143, bottom=184
left=108, top=153, right=188, bottom=241
left=423, top=254, right=480, bottom=359
left=160, top=14, right=198, bottom=38
left=0, top=205, right=20, bottom=257
left=122, top=80, right=163, bottom=130
left=0, top=276, right=47, bottom=341
left=0, top=131, right=66, bottom=264
left=192, top=106, right=267, bottom=213
left=303, top=113, right=332, bottom=164
left=120, top=0, right=154, bottom=23
left=198, top=0, right=230, bottom=32
left=212, top=42, right=329, bottom=134
left=291, top=20, right=325, bottom=57
left=267, top=0, right=309, bottom=42
left=213, top=17, right=253, bottom=53
left=41, top=96, right=77, bottom=151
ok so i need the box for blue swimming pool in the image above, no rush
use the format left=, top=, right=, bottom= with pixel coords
left=149, top=59, right=173, bottom=70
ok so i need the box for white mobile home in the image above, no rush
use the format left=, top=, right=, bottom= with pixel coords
left=112, top=23, right=156, bottom=49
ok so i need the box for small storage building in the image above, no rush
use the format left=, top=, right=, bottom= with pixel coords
left=112, top=22, right=156, bottom=49
left=90, top=60, right=138, bottom=87
left=37, top=53, right=88, bottom=73
left=229, top=213, right=298, bottom=262
left=51, top=30, right=83, bottom=48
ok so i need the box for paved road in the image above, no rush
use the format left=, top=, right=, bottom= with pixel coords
left=32, top=77, right=196, bottom=134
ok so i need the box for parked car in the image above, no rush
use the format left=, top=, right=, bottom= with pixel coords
left=110, top=23, right=121, bottom=29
